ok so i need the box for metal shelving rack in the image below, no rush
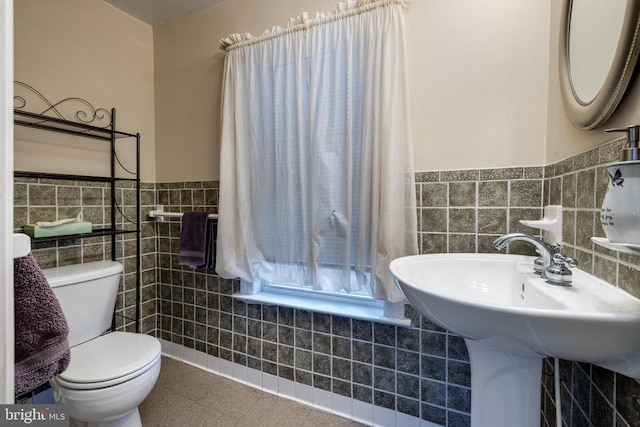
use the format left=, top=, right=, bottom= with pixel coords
left=13, top=82, right=142, bottom=333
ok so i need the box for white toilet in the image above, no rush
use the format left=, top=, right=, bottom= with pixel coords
left=44, top=260, right=161, bottom=427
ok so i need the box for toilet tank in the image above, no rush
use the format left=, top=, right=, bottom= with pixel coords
left=43, top=261, right=123, bottom=347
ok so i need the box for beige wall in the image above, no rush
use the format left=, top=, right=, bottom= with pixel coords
left=13, top=0, right=156, bottom=182
left=154, top=0, right=346, bottom=182
left=408, top=0, right=550, bottom=172
left=154, top=0, right=552, bottom=181
left=15, top=0, right=640, bottom=182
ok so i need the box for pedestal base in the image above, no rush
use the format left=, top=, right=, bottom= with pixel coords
left=465, top=339, right=543, bottom=427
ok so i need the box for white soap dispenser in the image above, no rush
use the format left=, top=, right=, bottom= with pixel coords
left=600, top=126, right=640, bottom=245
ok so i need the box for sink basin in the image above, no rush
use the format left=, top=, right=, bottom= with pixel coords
left=389, top=253, right=640, bottom=427
left=390, top=253, right=640, bottom=368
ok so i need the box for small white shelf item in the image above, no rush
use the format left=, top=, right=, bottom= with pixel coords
left=520, top=205, right=563, bottom=245
left=148, top=205, right=218, bottom=222
left=591, top=237, right=640, bottom=255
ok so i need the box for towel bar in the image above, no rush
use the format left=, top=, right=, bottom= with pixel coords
left=148, top=205, right=218, bottom=222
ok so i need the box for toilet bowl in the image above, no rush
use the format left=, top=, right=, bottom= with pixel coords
left=44, top=261, right=161, bottom=427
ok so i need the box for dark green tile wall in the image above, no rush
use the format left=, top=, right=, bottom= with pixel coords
left=13, top=177, right=157, bottom=335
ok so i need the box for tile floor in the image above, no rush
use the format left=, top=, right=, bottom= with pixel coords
left=139, top=357, right=365, bottom=426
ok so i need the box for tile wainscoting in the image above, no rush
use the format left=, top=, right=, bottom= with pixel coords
left=13, top=177, right=158, bottom=334
left=542, top=138, right=640, bottom=427
left=154, top=180, right=472, bottom=426
left=13, top=137, right=640, bottom=426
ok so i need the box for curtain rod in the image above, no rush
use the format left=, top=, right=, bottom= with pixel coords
left=219, top=0, right=409, bottom=51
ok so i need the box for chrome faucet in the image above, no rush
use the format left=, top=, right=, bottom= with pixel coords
left=493, top=233, right=577, bottom=286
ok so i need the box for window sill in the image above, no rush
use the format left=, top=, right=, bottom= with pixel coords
left=232, top=291, right=411, bottom=327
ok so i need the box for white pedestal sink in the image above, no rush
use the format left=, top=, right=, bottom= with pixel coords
left=389, top=253, right=640, bottom=427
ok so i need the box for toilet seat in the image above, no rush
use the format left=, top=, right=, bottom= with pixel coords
left=55, top=332, right=161, bottom=390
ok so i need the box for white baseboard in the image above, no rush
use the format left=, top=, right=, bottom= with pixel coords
left=160, top=339, right=442, bottom=427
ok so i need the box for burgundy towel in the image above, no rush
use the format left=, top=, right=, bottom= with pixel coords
left=179, top=212, right=216, bottom=268
left=14, top=253, right=70, bottom=396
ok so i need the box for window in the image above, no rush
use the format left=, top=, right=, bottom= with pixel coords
left=236, top=279, right=409, bottom=327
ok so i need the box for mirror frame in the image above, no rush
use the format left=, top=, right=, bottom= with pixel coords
left=560, top=0, right=640, bottom=130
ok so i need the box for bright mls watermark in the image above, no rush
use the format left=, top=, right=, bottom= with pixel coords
left=0, top=405, right=68, bottom=426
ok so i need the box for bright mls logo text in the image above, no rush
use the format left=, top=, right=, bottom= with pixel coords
left=2, top=406, right=67, bottom=426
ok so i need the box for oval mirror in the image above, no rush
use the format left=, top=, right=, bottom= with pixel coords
left=559, top=0, right=640, bottom=130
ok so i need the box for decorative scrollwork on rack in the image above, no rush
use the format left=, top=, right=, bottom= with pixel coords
left=14, top=81, right=112, bottom=128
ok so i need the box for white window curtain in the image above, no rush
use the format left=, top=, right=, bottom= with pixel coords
left=216, top=0, right=417, bottom=303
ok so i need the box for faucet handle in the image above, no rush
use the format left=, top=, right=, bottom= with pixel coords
left=552, top=253, right=577, bottom=269
left=533, top=244, right=563, bottom=275
left=545, top=253, right=578, bottom=286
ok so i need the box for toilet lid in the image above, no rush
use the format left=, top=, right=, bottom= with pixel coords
left=58, top=332, right=161, bottom=385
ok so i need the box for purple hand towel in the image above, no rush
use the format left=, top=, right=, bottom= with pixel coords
left=179, top=212, right=215, bottom=268
left=14, top=253, right=70, bottom=396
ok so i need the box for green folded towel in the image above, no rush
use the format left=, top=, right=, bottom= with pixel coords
left=23, top=221, right=92, bottom=238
